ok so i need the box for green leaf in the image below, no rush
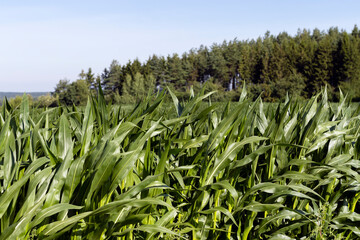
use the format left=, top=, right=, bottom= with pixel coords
left=0, top=158, right=48, bottom=218
left=44, top=142, right=74, bottom=209
left=274, top=171, right=320, bottom=181
left=19, top=93, right=30, bottom=132
left=61, top=154, right=86, bottom=204
left=258, top=210, right=302, bottom=234
left=40, top=212, right=92, bottom=237
left=243, top=201, right=284, bottom=212
left=167, top=87, right=182, bottom=117
left=203, top=180, right=238, bottom=200
left=136, top=224, right=185, bottom=239
left=86, top=141, right=120, bottom=206
left=204, top=136, right=267, bottom=185
left=199, top=206, right=238, bottom=226
left=0, top=195, right=45, bottom=240
left=31, top=204, right=83, bottom=227
left=146, top=209, right=178, bottom=240
left=109, top=119, right=161, bottom=193
left=57, top=114, right=72, bottom=161
left=80, top=97, right=94, bottom=156
left=206, top=102, right=246, bottom=153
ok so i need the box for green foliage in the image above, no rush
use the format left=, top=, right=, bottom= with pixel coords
left=35, top=94, right=58, bottom=108
left=120, top=72, right=156, bottom=103
left=6, top=94, right=58, bottom=109
left=8, top=94, right=33, bottom=108
left=274, top=71, right=306, bottom=100
left=1, top=86, right=360, bottom=239
left=53, top=79, right=90, bottom=105
left=53, top=25, right=360, bottom=104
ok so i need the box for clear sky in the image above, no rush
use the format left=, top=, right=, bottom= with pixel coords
left=0, top=0, right=359, bottom=92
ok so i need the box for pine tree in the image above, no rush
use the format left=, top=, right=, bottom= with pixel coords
left=310, top=36, right=334, bottom=93
left=336, top=31, right=360, bottom=99
left=165, top=53, right=187, bottom=90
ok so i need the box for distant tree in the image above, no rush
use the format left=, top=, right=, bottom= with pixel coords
left=273, top=71, right=306, bottom=99
left=68, top=80, right=90, bottom=105
left=165, top=53, right=187, bottom=90
left=9, top=94, right=33, bottom=108
left=223, top=39, right=241, bottom=90
left=35, top=94, right=58, bottom=107
left=121, top=74, right=135, bottom=103
left=133, top=72, right=146, bottom=99
left=53, top=79, right=71, bottom=105
left=270, top=41, right=289, bottom=83
left=120, top=72, right=155, bottom=103
left=101, top=60, right=123, bottom=100
left=144, top=73, right=156, bottom=93
left=147, top=54, right=166, bottom=85
left=53, top=26, right=360, bottom=103
left=296, top=30, right=314, bottom=74
left=209, top=43, right=228, bottom=87
left=85, top=68, right=96, bottom=90
left=336, top=31, right=360, bottom=99
left=238, top=44, right=255, bottom=83
left=196, top=45, right=211, bottom=83
left=53, top=78, right=89, bottom=105
left=309, top=36, right=335, bottom=94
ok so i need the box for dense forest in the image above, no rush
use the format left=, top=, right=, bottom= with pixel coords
left=54, top=26, right=360, bottom=105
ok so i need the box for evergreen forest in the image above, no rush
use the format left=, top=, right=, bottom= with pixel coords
left=54, top=26, right=360, bottom=105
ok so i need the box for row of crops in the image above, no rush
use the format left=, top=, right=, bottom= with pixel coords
left=1, top=86, right=360, bottom=239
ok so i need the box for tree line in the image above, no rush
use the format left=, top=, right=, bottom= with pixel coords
left=54, top=25, right=360, bottom=105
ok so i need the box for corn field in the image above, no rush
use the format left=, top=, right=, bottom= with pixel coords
left=1, top=86, right=360, bottom=239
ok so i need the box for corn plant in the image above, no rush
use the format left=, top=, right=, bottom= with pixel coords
left=1, top=86, right=360, bottom=239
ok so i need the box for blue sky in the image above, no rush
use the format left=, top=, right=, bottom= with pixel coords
left=0, top=0, right=359, bottom=92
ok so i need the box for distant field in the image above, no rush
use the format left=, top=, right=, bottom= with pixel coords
left=0, top=92, right=49, bottom=99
